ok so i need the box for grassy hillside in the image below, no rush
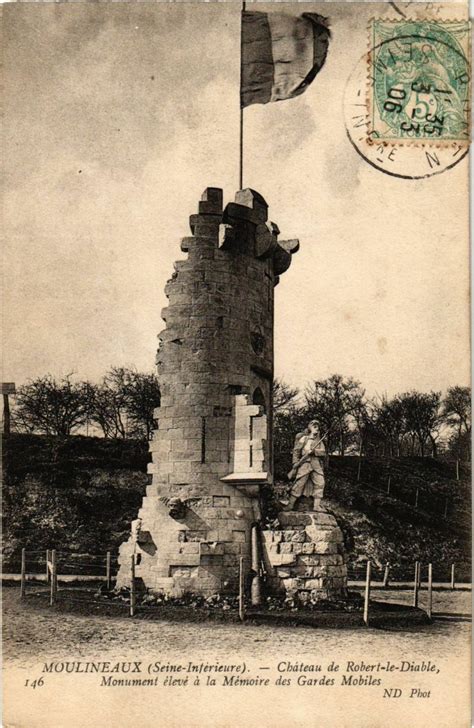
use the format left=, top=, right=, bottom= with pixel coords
left=2, top=434, right=149, bottom=571
left=320, top=457, right=469, bottom=578
left=2, top=435, right=470, bottom=579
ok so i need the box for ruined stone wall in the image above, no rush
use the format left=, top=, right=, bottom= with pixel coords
left=262, top=510, right=348, bottom=600
left=117, top=188, right=298, bottom=596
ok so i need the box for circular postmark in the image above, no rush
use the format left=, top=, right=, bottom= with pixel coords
left=344, top=19, right=470, bottom=178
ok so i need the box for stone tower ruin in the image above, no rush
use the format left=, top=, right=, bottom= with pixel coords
left=117, top=187, right=348, bottom=601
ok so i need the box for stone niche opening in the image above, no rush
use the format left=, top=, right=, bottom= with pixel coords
left=229, top=393, right=268, bottom=477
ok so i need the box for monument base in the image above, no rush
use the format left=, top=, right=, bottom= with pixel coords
left=261, top=504, right=348, bottom=601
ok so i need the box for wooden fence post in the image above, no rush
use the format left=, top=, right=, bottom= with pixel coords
left=450, top=563, right=456, bottom=591
left=413, top=561, right=419, bottom=607
left=382, top=563, right=390, bottom=588
left=363, top=561, right=371, bottom=626
left=427, top=563, right=433, bottom=620
left=239, top=556, right=245, bottom=622
left=414, top=488, right=419, bottom=508
left=20, top=548, right=26, bottom=599
left=130, top=555, right=136, bottom=617
left=50, top=549, right=57, bottom=606
left=443, top=498, right=449, bottom=518
left=357, top=456, right=362, bottom=483
left=106, top=551, right=112, bottom=591
left=46, top=549, right=50, bottom=583
left=250, top=525, right=262, bottom=607
left=456, top=459, right=460, bottom=481
left=386, top=476, right=391, bottom=496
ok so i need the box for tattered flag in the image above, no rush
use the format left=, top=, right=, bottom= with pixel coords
left=241, top=11, right=330, bottom=108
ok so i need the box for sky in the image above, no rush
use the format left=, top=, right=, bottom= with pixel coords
left=2, top=1, right=470, bottom=398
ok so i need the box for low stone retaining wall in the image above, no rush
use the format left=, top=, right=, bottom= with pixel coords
left=262, top=508, right=348, bottom=600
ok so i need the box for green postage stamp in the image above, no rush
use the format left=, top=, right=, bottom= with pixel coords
left=369, top=19, right=470, bottom=143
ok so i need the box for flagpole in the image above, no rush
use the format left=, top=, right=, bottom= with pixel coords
left=239, top=1, right=246, bottom=190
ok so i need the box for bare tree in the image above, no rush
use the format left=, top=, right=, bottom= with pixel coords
left=401, top=391, right=442, bottom=457
left=88, top=367, right=160, bottom=440
left=272, top=378, right=299, bottom=412
left=123, top=369, right=161, bottom=440
left=348, top=397, right=370, bottom=456
left=88, top=382, right=127, bottom=439
left=372, top=395, right=407, bottom=457
left=442, top=386, right=471, bottom=437
left=304, top=374, right=365, bottom=455
left=13, top=375, right=89, bottom=436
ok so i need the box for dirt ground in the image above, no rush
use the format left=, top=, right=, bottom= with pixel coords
left=3, top=584, right=471, bottom=728
left=3, top=584, right=471, bottom=666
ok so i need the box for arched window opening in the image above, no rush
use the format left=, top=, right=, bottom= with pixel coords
left=252, top=387, right=266, bottom=413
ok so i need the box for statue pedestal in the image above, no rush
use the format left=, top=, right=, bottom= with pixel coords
left=262, top=505, right=348, bottom=601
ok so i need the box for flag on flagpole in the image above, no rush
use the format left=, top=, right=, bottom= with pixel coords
left=240, top=11, right=330, bottom=108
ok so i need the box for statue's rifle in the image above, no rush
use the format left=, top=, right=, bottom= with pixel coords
left=287, top=431, right=329, bottom=481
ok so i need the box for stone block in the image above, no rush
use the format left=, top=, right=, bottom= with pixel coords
left=279, top=554, right=297, bottom=566
left=149, top=567, right=169, bottom=578
left=199, top=542, right=225, bottom=556
left=273, top=246, right=292, bottom=276
left=279, top=543, right=293, bottom=554
left=199, top=200, right=223, bottom=216
left=234, top=189, right=268, bottom=222
left=223, top=555, right=237, bottom=566
left=201, top=187, right=223, bottom=208
left=223, top=202, right=261, bottom=226
left=166, top=428, right=186, bottom=441
left=224, top=543, right=241, bottom=555
left=278, top=512, right=312, bottom=528
left=309, top=586, right=327, bottom=597
left=192, top=226, right=220, bottom=243
left=310, top=512, right=338, bottom=527
left=180, top=542, right=200, bottom=554
left=232, top=530, right=246, bottom=543
left=305, top=526, right=341, bottom=543
left=181, top=236, right=195, bottom=253
left=213, top=496, right=230, bottom=508
left=299, top=554, right=322, bottom=566
left=153, top=578, right=175, bottom=590
left=165, top=552, right=200, bottom=566
left=280, top=578, right=302, bottom=591
left=169, top=566, right=199, bottom=579
left=312, top=542, right=339, bottom=555
left=279, top=238, right=299, bottom=255
left=289, top=545, right=305, bottom=557
left=255, top=223, right=277, bottom=259
left=282, top=530, right=307, bottom=543
left=277, top=568, right=292, bottom=578
left=171, top=451, right=201, bottom=463
left=230, top=497, right=247, bottom=509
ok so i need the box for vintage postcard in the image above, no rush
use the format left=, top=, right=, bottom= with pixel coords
left=2, top=2, right=471, bottom=727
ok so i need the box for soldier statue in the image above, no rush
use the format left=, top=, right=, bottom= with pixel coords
left=281, top=420, right=326, bottom=511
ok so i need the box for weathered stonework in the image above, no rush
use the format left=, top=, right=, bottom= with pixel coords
left=261, top=506, right=348, bottom=600
left=117, top=188, right=298, bottom=596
